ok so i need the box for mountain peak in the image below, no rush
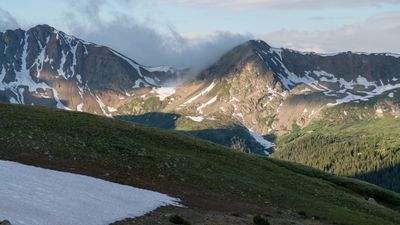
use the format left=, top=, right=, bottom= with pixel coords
left=247, top=39, right=272, bottom=50
left=0, top=24, right=183, bottom=115
left=29, top=24, right=56, bottom=32
left=229, top=40, right=273, bottom=56
left=198, top=40, right=269, bottom=79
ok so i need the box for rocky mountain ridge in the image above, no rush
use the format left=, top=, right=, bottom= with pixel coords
left=0, top=24, right=184, bottom=116
left=162, top=40, right=400, bottom=134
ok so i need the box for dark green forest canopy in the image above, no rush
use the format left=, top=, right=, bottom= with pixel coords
left=274, top=92, right=400, bottom=192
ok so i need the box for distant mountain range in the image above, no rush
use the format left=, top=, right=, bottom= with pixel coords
left=1, top=24, right=400, bottom=191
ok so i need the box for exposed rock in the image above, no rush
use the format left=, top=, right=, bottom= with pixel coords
left=0, top=220, right=12, bottom=225
left=367, top=197, right=378, bottom=205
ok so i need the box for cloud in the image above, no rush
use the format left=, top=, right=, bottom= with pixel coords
left=64, top=0, right=251, bottom=72
left=0, top=8, right=19, bottom=31
left=262, top=11, right=400, bottom=53
left=45, top=0, right=400, bottom=72
left=168, top=0, right=400, bottom=10
left=73, top=19, right=250, bottom=72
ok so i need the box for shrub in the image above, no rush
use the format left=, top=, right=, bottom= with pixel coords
left=169, top=214, right=191, bottom=225
left=298, top=211, right=307, bottom=216
left=253, top=215, right=270, bottom=225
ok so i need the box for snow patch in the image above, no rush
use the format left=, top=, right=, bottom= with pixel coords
left=0, top=67, right=5, bottom=83
left=153, top=87, right=176, bottom=101
left=76, top=74, right=82, bottom=84
left=57, top=50, right=68, bottom=79
left=143, top=76, right=157, bottom=86
left=183, top=82, right=216, bottom=105
left=77, top=103, right=84, bottom=112
left=248, top=129, right=274, bottom=156
left=267, top=48, right=282, bottom=60
left=9, top=97, right=18, bottom=104
left=132, top=79, right=146, bottom=88
left=197, top=96, right=218, bottom=114
left=107, top=106, right=118, bottom=113
left=299, top=88, right=311, bottom=94
left=385, top=53, right=400, bottom=58
left=186, top=116, right=204, bottom=122
left=95, top=95, right=112, bottom=117
left=328, top=83, right=400, bottom=106
left=0, top=160, right=179, bottom=225
left=145, top=66, right=172, bottom=73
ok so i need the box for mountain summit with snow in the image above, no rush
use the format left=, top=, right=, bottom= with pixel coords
left=190, top=40, right=400, bottom=133
left=0, top=25, right=184, bottom=116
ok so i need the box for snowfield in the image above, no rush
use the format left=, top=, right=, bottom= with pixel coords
left=186, top=115, right=204, bottom=122
left=248, top=129, right=275, bottom=155
left=153, top=87, right=176, bottom=101
left=0, top=160, right=180, bottom=225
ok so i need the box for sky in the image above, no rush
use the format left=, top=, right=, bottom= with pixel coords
left=0, top=0, right=399, bottom=70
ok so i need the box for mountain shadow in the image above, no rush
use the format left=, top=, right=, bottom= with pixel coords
left=183, top=128, right=266, bottom=154
left=115, top=112, right=270, bottom=155
left=117, top=112, right=181, bottom=130
left=355, top=164, right=400, bottom=193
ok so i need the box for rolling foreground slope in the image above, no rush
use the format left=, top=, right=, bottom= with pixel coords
left=0, top=160, right=179, bottom=225
left=1, top=103, right=400, bottom=225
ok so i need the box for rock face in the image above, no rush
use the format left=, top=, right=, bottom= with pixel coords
left=0, top=25, right=183, bottom=116
left=167, top=40, right=400, bottom=135
left=0, top=220, right=11, bottom=225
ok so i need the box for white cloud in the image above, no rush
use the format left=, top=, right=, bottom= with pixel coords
left=262, top=11, right=400, bottom=54
left=168, top=0, right=400, bottom=10
left=0, top=8, right=19, bottom=31
left=64, top=0, right=251, bottom=72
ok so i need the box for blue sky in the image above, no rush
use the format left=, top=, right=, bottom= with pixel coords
left=1, top=0, right=399, bottom=68
left=2, top=0, right=399, bottom=33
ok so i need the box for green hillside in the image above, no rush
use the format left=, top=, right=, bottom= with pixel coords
left=1, top=103, right=400, bottom=225
left=274, top=90, right=400, bottom=192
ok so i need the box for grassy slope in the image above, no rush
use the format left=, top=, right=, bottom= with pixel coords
left=1, top=103, right=400, bottom=225
left=274, top=90, right=400, bottom=192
